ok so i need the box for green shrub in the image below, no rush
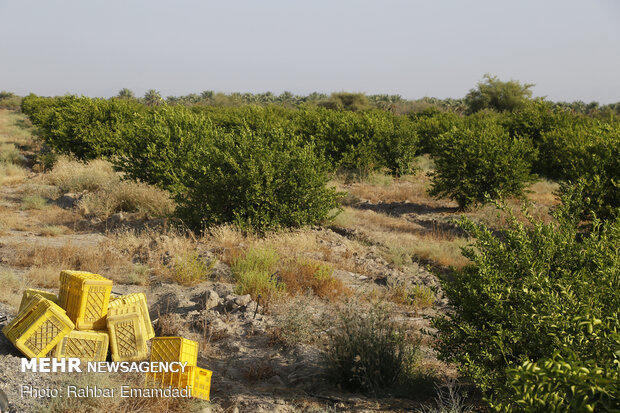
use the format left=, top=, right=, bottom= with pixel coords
left=493, top=346, right=620, bottom=412
left=410, top=108, right=462, bottom=154
left=324, top=302, right=419, bottom=394
left=432, top=193, right=620, bottom=406
left=464, top=74, right=534, bottom=114
left=230, top=247, right=284, bottom=304
left=428, top=121, right=536, bottom=209
left=118, top=107, right=341, bottom=230
left=22, top=94, right=143, bottom=160
left=539, top=123, right=620, bottom=219
left=21, top=195, right=48, bottom=210
left=172, top=252, right=214, bottom=286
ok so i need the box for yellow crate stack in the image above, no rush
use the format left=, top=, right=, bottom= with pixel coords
left=2, top=294, right=74, bottom=358
left=57, top=270, right=113, bottom=331
left=108, top=293, right=155, bottom=340
left=150, top=337, right=198, bottom=366
left=18, top=289, right=58, bottom=313
left=107, top=312, right=148, bottom=362
left=2, top=270, right=213, bottom=400
left=54, top=330, right=109, bottom=362
left=193, top=367, right=213, bottom=401
left=146, top=337, right=212, bottom=401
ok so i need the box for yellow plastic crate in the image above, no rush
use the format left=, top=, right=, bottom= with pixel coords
left=150, top=337, right=198, bottom=366
left=108, top=293, right=155, bottom=340
left=146, top=365, right=195, bottom=391
left=54, top=329, right=109, bottom=362
left=193, top=367, right=212, bottom=401
left=146, top=366, right=212, bottom=400
left=2, top=294, right=74, bottom=358
left=107, top=312, right=148, bottom=362
left=18, top=289, right=58, bottom=313
left=57, top=270, right=113, bottom=331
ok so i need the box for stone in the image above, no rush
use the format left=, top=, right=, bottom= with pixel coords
left=234, top=294, right=252, bottom=307
left=203, top=290, right=220, bottom=310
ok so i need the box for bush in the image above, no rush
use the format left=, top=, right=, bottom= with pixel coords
left=429, top=121, right=536, bottom=209
left=324, top=302, right=419, bottom=393
left=22, top=95, right=143, bottom=160
left=494, top=347, right=620, bottom=412
left=465, top=74, right=534, bottom=114
left=431, top=193, right=620, bottom=407
left=171, top=252, right=214, bottom=286
left=294, top=107, right=419, bottom=175
left=410, top=108, right=462, bottom=154
left=539, top=123, right=620, bottom=219
left=118, top=107, right=341, bottom=231
left=230, top=247, right=284, bottom=305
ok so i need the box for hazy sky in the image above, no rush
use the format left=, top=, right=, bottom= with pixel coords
left=1, top=0, right=619, bottom=102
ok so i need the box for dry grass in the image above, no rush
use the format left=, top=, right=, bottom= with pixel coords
left=78, top=180, right=175, bottom=219
left=270, top=294, right=328, bottom=347
left=38, top=225, right=67, bottom=237
left=21, top=194, right=49, bottom=210
left=243, top=360, right=278, bottom=382
left=207, top=224, right=371, bottom=277
left=387, top=282, right=436, bottom=312
left=45, top=157, right=118, bottom=192
left=155, top=313, right=186, bottom=336
left=0, top=143, right=24, bottom=164
left=10, top=242, right=134, bottom=285
left=334, top=207, right=469, bottom=269
left=0, top=109, right=37, bottom=147
left=20, top=183, right=61, bottom=199
left=0, top=162, right=28, bottom=185
left=170, top=251, right=214, bottom=285
left=0, top=269, right=28, bottom=308
left=527, top=179, right=560, bottom=207
left=0, top=209, right=30, bottom=232
left=278, top=258, right=349, bottom=301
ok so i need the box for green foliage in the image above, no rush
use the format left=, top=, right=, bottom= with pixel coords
left=409, top=108, right=462, bottom=154
left=538, top=122, right=620, bottom=219
left=21, top=94, right=144, bottom=160
left=319, top=92, right=370, bottom=112
left=432, top=193, right=620, bottom=408
left=295, top=107, right=419, bottom=175
left=324, top=302, right=420, bottom=394
left=172, top=252, right=214, bottom=286
left=465, top=74, right=534, bottom=114
left=117, top=107, right=341, bottom=230
left=428, top=121, right=536, bottom=208
left=494, top=347, right=620, bottom=412
left=230, top=247, right=284, bottom=304
left=116, top=88, right=135, bottom=99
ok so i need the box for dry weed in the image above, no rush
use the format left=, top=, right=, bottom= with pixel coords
left=78, top=180, right=174, bottom=219
left=45, top=156, right=118, bottom=192
left=11, top=242, right=133, bottom=284
left=0, top=269, right=28, bottom=308
left=278, top=258, right=349, bottom=301
left=243, top=360, right=277, bottom=382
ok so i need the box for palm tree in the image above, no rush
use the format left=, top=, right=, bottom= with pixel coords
left=144, top=89, right=164, bottom=106
left=117, top=88, right=135, bottom=99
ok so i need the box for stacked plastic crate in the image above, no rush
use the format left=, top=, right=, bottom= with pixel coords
left=147, top=337, right=212, bottom=400
left=1, top=270, right=212, bottom=400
